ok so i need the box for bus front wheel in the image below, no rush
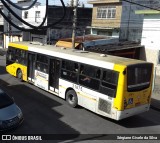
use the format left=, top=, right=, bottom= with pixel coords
left=66, top=90, right=78, bottom=108
left=17, top=69, right=23, bottom=81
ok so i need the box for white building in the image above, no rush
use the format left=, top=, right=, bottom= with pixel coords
left=0, top=2, right=4, bottom=48
left=3, top=0, right=47, bottom=48
left=21, top=3, right=47, bottom=42
left=136, top=10, right=160, bottom=76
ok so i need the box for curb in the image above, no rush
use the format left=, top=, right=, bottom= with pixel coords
left=150, top=98, right=160, bottom=111
left=150, top=105, right=160, bottom=112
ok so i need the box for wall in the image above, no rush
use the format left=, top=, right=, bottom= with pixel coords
left=47, top=6, right=92, bottom=43
left=21, top=5, right=47, bottom=28
left=141, top=15, right=160, bottom=50
left=3, top=3, right=23, bottom=33
left=141, top=14, right=160, bottom=76
left=120, top=0, right=143, bottom=41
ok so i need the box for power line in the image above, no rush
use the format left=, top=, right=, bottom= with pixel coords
left=1, top=0, right=48, bottom=29
left=122, top=0, right=160, bottom=11
left=0, top=0, right=66, bottom=31
left=6, top=0, right=37, bottom=10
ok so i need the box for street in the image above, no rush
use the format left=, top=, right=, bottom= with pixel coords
left=0, top=55, right=160, bottom=143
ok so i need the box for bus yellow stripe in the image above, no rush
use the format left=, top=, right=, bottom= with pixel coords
left=9, top=43, right=28, bottom=50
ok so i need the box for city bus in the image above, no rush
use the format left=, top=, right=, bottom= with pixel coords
left=6, top=42, right=153, bottom=120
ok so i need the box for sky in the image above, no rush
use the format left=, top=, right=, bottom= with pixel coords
left=11, top=0, right=92, bottom=7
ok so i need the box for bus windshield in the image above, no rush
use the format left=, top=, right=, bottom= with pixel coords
left=127, top=63, right=152, bottom=92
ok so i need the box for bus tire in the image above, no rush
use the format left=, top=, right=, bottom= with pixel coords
left=66, top=90, right=78, bottom=108
left=17, top=69, right=23, bottom=81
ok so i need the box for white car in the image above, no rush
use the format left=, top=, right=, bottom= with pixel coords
left=0, top=89, right=23, bottom=131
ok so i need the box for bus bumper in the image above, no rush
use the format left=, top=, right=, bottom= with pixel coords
left=116, top=104, right=150, bottom=120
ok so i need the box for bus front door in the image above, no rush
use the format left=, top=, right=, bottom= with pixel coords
left=49, top=59, right=60, bottom=93
left=28, top=53, right=36, bottom=82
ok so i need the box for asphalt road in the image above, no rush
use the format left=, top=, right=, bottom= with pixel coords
left=0, top=55, right=160, bottom=143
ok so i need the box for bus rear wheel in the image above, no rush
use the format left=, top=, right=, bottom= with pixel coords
left=66, top=90, right=78, bottom=108
left=17, top=69, right=23, bottom=81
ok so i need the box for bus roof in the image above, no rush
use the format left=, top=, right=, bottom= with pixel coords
left=9, top=42, right=149, bottom=69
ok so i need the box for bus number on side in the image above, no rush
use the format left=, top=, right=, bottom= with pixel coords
left=72, top=84, right=82, bottom=91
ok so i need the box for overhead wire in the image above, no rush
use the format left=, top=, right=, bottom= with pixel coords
left=1, top=0, right=48, bottom=29
left=122, top=0, right=160, bottom=11
left=1, top=0, right=160, bottom=32
left=5, top=0, right=38, bottom=10
left=0, top=0, right=66, bottom=31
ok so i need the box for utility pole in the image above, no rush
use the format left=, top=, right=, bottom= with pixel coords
left=8, top=3, right=11, bottom=42
left=72, top=0, right=78, bottom=49
left=8, top=13, right=11, bottom=42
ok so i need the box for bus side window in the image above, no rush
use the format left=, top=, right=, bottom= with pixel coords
left=61, top=60, right=78, bottom=83
left=36, top=63, right=41, bottom=70
left=36, top=54, right=49, bottom=73
left=79, top=64, right=100, bottom=91
left=99, top=69, right=119, bottom=98
left=96, top=69, right=101, bottom=78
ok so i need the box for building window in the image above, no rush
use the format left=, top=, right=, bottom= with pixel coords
left=97, top=6, right=116, bottom=19
left=35, top=11, right=40, bottom=22
left=35, top=11, right=40, bottom=18
left=24, top=11, right=28, bottom=19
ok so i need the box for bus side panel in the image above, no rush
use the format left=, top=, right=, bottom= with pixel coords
left=59, top=79, right=116, bottom=119
left=59, top=79, right=98, bottom=113
left=113, top=64, right=126, bottom=111
left=6, top=63, right=27, bottom=81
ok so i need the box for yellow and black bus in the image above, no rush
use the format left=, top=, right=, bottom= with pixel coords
left=6, top=42, right=153, bottom=120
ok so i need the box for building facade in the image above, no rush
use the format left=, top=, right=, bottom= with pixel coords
left=87, top=0, right=144, bottom=41
left=88, top=0, right=122, bottom=37
left=119, top=0, right=144, bottom=42
left=3, top=1, right=92, bottom=47
left=3, top=0, right=46, bottom=48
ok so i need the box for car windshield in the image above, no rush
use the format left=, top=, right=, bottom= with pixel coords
left=0, top=92, right=14, bottom=109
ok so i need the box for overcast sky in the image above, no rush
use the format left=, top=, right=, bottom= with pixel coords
left=11, top=0, right=92, bottom=7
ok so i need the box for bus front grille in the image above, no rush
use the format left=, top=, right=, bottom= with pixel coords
left=98, top=98, right=111, bottom=114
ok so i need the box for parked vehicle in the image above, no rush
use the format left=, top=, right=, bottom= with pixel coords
left=0, top=89, right=23, bottom=131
